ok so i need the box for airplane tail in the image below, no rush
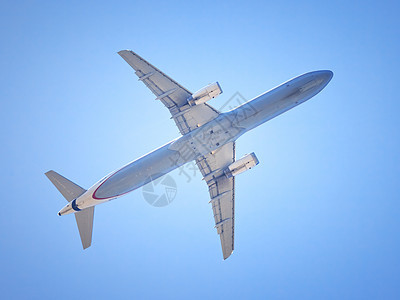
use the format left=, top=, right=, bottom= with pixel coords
left=45, top=170, right=94, bottom=249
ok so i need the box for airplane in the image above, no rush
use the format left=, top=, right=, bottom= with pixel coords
left=45, top=50, right=333, bottom=260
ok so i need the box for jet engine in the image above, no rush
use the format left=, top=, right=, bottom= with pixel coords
left=224, top=153, right=259, bottom=178
left=188, top=82, right=222, bottom=106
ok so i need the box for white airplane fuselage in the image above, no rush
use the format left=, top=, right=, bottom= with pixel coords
left=58, top=70, right=333, bottom=216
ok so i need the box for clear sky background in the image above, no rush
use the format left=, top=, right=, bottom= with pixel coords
left=1, top=0, right=399, bottom=299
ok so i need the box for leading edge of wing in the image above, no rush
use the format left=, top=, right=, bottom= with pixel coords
left=118, top=49, right=192, bottom=95
left=118, top=49, right=220, bottom=134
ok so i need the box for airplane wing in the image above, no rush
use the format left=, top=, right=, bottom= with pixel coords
left=196, top=142, right=235, bottom=260
left=118, top=50, right=220, bottom=135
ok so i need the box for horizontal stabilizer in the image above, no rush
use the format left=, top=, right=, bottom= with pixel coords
left=45, top=170, right=94, bottom=249
left=45, top=170, right=86, bottom=202
left=75, top=206, right=95, bottom=249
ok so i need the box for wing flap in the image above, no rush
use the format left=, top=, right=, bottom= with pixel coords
left=118, top=50, right=191, bottom=108
left=196, top=142, right=236, bottom=260
left=118, top=50, right=219, bottom=135
left=209, top=175, right=235, bottom=259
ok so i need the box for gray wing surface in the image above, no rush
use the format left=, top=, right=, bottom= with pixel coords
left=196, top=142, right=235, bottom=259
left=118, top=50, right=219, bottom=135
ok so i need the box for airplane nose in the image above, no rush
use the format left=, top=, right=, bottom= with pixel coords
left=296, top=70, right=333, bottom=100
left=317, top=70, right=333, bottom=84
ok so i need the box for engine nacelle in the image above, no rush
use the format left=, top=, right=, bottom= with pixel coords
left=224, top=152, right=259, bottom=178
left=188, top=82, right=222, bottom=106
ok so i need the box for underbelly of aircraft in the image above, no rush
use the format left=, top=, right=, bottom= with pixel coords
left=92, top=142, right=185, bottom=199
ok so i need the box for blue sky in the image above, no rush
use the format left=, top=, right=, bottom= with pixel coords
left=1, top=0, right=400, bottom=298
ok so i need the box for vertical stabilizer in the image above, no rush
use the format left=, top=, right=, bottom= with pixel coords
left=45, top=170, right=94, bottom=249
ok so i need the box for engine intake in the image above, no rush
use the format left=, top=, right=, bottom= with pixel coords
left=188, top=82, right=222, bottom=106
left=224, top=153, right=259, bottom=178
